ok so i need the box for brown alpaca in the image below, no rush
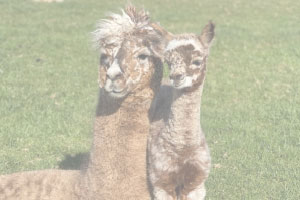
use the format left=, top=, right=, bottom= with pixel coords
left=148, top=22, right=215, bottom=200
left=0, top=6, right=169, bottom=200
left=0, top=170, right=80, bottom=200
left=78, top=5, right=170, bottom=200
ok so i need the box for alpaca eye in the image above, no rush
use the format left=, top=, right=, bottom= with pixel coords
left=100, top=54, right=109, bottom=67
left=192, top=60, right=202, bottom=66
left=138, top=54, right=148, bottom=60
left=100, top=54, right=107, bottom=61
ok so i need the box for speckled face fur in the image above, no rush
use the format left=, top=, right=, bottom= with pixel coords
left=98, top=37, right=160, bottom=98
left=165, top=22, right=215, bottom=91
left=94, top=7, right=167, bottom=99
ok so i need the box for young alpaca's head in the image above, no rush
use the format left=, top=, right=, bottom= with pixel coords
left=165, top=22, right=215, bottom=91
left=93, top=6, right=169, bottom=99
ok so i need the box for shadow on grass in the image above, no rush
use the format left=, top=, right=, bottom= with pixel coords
left=58, top=152, right=90, bottom=170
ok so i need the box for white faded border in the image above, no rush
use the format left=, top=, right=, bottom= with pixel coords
left=33, top=0, right=64, bottom=3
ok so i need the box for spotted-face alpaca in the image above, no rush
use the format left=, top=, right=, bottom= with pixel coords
left=148, top=22, right=215, bottom=200
left=98, top=36, right=163, bottom=100
left=79, top=6, right=170, bottom=200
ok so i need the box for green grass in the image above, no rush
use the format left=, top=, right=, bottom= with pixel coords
left=0, top=0, right=299, bottom=199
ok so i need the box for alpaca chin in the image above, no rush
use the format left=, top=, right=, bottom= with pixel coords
left=104, top=79, right=129, bottom=98
left=107, top=90, right=128, bottom=98
left=171, top=76, right=193, bottom=89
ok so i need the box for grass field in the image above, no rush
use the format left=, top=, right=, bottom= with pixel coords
left=0, top=0, right=299, bottom=199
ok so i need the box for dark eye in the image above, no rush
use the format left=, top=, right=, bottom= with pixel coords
left=192, top=60, right=202, bottom=66
left=138, top=54, right=148, bottom=60
left=100, top=54, right=107, bottom=61
left=100, top=54, right=109, bottom=65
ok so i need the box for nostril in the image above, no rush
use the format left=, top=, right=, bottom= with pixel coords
left=107, top=73, right=122, bottom=80
left=114, top=74, right=122, bottom=80
left=170, top=74, right=183, bottom=80
left=175, top=75, right=183, bottom=80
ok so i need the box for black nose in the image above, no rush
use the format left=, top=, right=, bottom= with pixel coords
left=169, top=74, right=184, bottom=80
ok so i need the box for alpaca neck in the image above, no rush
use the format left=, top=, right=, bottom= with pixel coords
left=82, top=89, right=152, bottom=199
left=168, top=84, right=204, bottom=146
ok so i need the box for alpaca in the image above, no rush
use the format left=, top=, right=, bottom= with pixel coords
left=0, top=6, right=169, bottom=200
left=148, top=22, right=215, bottom=200
left=78, top=6, right=170, bottom=200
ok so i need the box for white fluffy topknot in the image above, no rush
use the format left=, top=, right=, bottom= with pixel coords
left=92, top=6, right=152, bottom=49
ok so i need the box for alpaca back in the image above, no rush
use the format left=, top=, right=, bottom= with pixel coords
left=0, top=170, right=80, bottom=200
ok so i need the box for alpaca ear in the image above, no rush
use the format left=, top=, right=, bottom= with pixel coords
left=199, top=21, right=215, bottom=47
left=146, top=23, right=173, bottom=59
left=150, top=23, right=173, bottom=41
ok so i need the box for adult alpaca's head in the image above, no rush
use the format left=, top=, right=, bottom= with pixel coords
left=165, top=22, right=215, bottom=92
left=93, top=6, right=168, bottom=100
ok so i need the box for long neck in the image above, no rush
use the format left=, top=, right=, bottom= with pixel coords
left=81, top=89, right=152, bottom=199
left=91, top=90, right=151, bottom=167
left=168, top=84, right=204, bottom=145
